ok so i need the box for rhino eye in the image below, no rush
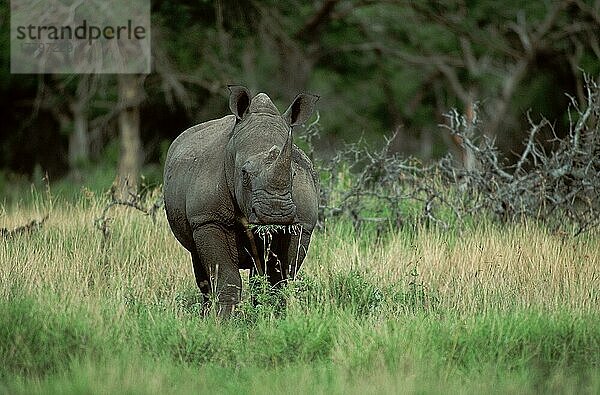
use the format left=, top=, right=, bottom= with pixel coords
left=242, top=169, right=251, bottom=188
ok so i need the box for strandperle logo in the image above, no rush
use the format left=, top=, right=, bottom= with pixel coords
left=10, top=0, right=151, bottom=74
left=15, top=19, right=147, bottom=45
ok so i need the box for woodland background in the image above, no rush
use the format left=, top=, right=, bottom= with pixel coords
left=0, top=0, right=599, bottom=196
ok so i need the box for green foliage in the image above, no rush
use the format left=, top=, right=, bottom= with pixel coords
left=0, top=295, right=102, bottom=377
left=1, top=291, right=598, bottom=393
left=324, top=269, right=385, bottom=315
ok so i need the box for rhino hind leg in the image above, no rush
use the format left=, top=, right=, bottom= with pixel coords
left=192, top=224, right=242, bottom=318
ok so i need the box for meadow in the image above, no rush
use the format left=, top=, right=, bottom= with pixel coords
left=1, top=190, right=599, bottom=394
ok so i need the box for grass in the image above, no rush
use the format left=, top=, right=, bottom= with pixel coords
left=1, top=191, right=599, bottom=394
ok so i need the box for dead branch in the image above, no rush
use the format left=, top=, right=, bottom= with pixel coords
left=94, top=184, right=164, bottom=247
left=1, top=214, right=49, bottom=238
left=313, top=73, right=600, bottom=236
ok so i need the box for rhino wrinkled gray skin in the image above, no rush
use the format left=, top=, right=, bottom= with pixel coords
left=164, top=86, right=319, bottom=317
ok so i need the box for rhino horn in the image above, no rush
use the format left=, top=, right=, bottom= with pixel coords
left=270, top=128, right=293, bottom=188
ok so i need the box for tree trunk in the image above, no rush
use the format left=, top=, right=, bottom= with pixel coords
left=484, top=59, right=529, bottom=138
left=68, top=101, right=89, bottom=179
left=461, top=97, right=476, bottom=172
left=117, top=75, right=143, bottom=198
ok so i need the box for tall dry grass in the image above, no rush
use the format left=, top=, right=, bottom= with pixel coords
left=307, top=222, right=599, bottom=316
left=2, top=195, right=598, bottom=318
left=1, top=194, right=599, bottom=394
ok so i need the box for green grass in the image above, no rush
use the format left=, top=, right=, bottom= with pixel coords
left=1, top=192, right=599, bottom=394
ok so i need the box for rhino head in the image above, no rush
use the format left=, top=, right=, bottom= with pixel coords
left=225, top=86, right=318, bottom=225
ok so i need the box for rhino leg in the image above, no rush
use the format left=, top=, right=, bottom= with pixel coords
left=248, top=230, right=312, bottom=309
left=190, top=252, right=211, bottom=312
left=192, top=224, right=242, bottom=318
left=287, top=229, right=312, bottom=280
left=266, top=233, right=291, bottom=287
left=248, top=229, right=313, bottom=284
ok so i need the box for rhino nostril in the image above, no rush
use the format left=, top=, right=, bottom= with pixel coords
left=249, top=209, right=258, bottom=223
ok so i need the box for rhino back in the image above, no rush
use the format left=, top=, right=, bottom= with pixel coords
left=164, top=115, right=236, bottom=250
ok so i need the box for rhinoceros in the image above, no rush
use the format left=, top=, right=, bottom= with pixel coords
left=164, top=86, right=319, bottom=316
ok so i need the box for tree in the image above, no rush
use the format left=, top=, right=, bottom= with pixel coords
left=116, top=74, right=144, bottom=197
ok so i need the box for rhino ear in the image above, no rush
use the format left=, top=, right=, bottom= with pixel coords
left=228, top=85, right=251, bottom=120
left=283, top=93, right=319, bottom=126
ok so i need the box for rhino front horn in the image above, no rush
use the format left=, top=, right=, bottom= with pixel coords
left=271, top=128, right=293, bottom=188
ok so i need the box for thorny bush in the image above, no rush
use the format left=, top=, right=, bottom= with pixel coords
left=303, top=75, right=600, bottom=236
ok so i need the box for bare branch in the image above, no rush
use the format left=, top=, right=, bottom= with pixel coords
left=1, top=214, right=49, bottom=238
left=314, top=74, right=600, bottom=236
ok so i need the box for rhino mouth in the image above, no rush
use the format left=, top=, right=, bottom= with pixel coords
left=249, top=224, right=303, bottom=237
left=249, top=193, right=297, bottom=225
left=249, top=207, right=297, bottom=225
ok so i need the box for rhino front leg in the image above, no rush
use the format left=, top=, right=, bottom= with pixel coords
left=192, top=223, right=242, bottom=318
left=190, top=252, right=211, bottom=313
left=288, top=229, right=312, bottom=280
left=249, top=229, right=313, bottom=285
